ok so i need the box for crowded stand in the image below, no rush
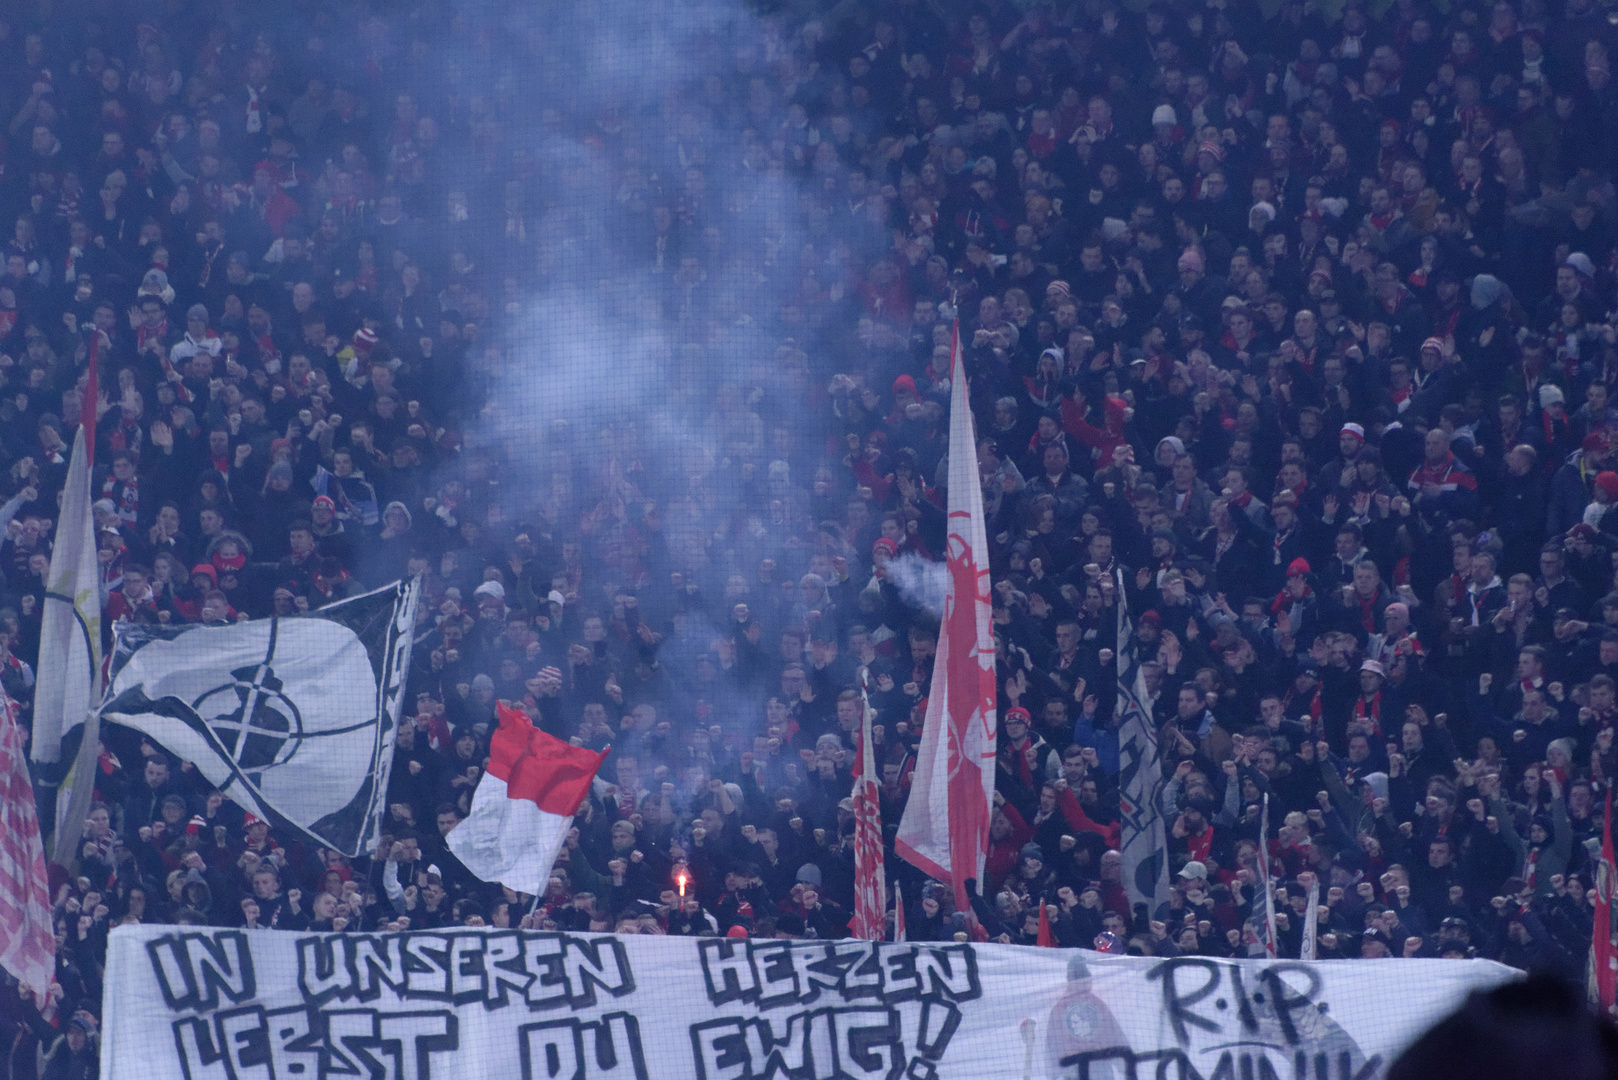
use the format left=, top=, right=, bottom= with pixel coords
left=4, top=0, right=1618, bottom=1070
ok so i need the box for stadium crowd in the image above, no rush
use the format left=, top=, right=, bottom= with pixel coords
left=4, top=0, right=1618, bottom=1070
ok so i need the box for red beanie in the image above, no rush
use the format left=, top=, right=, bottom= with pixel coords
left=1287, top=558, right=1311, bottom=577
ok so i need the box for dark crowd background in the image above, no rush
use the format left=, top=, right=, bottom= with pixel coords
left=2, top=0, right=1618, bottom=1072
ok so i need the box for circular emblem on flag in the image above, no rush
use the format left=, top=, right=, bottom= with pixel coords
left=193, top=663, right=305, bottom=777
left=1064, top=999, right=1102, bottom=1040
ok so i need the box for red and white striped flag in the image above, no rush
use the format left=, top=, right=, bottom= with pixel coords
left=0, top=686, right=56, bottom=995
left=895, top=319, right=998, bottom=915
left=850, top=674, right=885, bottom=940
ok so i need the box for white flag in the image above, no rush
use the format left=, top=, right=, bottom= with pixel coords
left=32, top=423, right=101, bottom=766
left=97, top=579, right=418, bottom=856
left=894, top=321, right=997, bottom=915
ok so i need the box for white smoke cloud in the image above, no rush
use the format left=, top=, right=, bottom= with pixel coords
left=883, top=553, right=950, bottom=619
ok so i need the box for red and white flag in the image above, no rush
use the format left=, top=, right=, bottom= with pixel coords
left=895, top=320, right=998, bottom=914
left=1593, top=789, right=1617, bottom=1015
left=850, top=675, right=885, bottom=940
left=446, top=703, right=608, bottom=895
left=0, top=687, right=56, bottom=995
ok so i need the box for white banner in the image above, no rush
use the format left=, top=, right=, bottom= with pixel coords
left=102, top=924, right=1518, bottom=1080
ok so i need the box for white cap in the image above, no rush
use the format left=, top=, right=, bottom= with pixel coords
left=547, top=590, right=566, bottom=607
left=473, top=581, right=505, bottom=600
left=1152, top=104, right=1177, bottom=126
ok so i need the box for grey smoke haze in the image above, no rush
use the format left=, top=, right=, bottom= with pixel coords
left=463, top=0, right=842, bottom=540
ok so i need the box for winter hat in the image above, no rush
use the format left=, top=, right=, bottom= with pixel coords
left=1287, top=558, right=1311, bottom=577
left=1340, top=423, right=1365, bottom=443
left=1420, top=336, right=1445, bottom=355
left=796, top=864, right=823, bottom=887
left=353, top=328, right=379, bottom=353
left=266, top=461, right=293, bottom=483
left=1005, top=706, right=1031, bottom=723
left=311, top=495, right=336, bottom=511
left=1360, top=659, right=1385, bottom=678
left=186, top=303, right=209, bottom=323
left=1470, top=274, right=1505, bottom=310
left=1540, top=384, right=1565, bottom=407
left=1152, top=104, right=1177, bottom=126
left=1566, top=252, right=1596, bottom=278
left=1596, top=471, right=1618, bottom=500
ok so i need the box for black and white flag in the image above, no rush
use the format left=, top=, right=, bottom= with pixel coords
left=97, top=579, right=419, bottom=856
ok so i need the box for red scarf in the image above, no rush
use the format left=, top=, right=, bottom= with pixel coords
left=1353, top=690, right=1383, bottom=735
left=136, top=317, right=169, bottom=355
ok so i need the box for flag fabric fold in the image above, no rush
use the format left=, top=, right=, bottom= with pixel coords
left=34, top=343, right=101, bottom=767
left=1115, top=569, right=1170, bottom=914
left=1593, top=789, right=1616, bottom=1015
left=1036, top=901, right=1056, bottom=948
left=0, top=687, right=54, bottom=994
left=36, top=345, right=104, bottom=865
left=96, top=578, right=419, bottom=856
left=1261, top=792, right=1278, bottom=957
left=850, top=673, right=886, bottom=940
left=446, top=702, right=608, bottom=895
left=1301, top=873, right=1320, bottom=962
left=895, top=320, right=998, bottom=914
